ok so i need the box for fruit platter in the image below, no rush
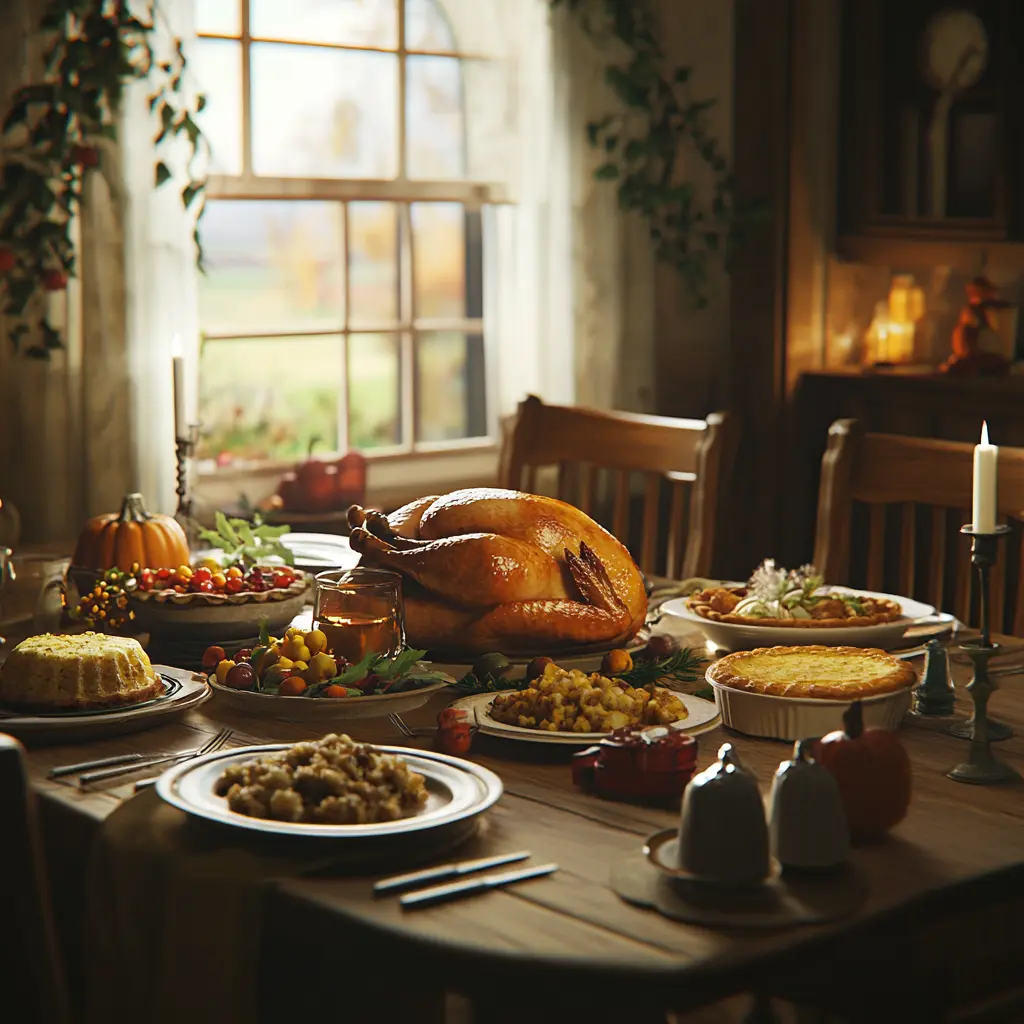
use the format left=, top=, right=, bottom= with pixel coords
left=202, top=625, right=455, bottom=722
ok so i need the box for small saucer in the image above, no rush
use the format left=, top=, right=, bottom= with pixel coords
left=643, top=829, right=782, bottom=890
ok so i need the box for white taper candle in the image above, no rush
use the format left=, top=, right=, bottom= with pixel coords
left=172, top=341, right=186, bottom=441
left=972, top=421, right=998, bottom=533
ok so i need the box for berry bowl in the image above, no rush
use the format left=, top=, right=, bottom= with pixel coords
left=127, top=566, right=311, bottom=640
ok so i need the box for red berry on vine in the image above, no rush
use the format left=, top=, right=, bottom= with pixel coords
left=42, top=270, right=68, bottom=291
left=70, top=144, right=99, bottom=168
left=0, top=247, right=14, bottom=274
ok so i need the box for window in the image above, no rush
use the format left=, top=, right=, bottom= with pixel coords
left=193, top=0, right=500, bottom=466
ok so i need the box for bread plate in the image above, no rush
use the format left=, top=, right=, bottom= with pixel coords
left=661, top=586, right=953, bottom=653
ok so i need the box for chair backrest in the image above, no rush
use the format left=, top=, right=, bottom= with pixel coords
left=0, top=733, right=69, bottom=1024
left=813, top=419, right=1024, bottom=634
left=499, top=395, right=738, bottom=579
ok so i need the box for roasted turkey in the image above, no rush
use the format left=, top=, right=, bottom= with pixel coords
left=347, top=488, right=648, bottom=655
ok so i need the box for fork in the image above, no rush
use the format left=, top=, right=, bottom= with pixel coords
left=79, top=728, right=232, bottom=786
left=131, top=729, right=235, bottom=791
left=389, top=713, right=434, bottom=739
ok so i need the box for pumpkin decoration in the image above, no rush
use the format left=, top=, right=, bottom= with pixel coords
left=73, top=493, right=190, bottom=572
left=812, top=701, right=912, bottom=843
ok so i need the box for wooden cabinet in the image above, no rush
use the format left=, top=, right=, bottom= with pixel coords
left=839, top=0, right=1024, bottom=244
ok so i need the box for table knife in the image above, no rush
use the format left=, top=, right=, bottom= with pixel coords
left=400, top=863, right=558, bottom=909
left=375, top=850, right=531, bottom=895
left=49, top=752, right=147, bottom=778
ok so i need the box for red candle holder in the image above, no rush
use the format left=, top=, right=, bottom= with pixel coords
left=572, top=726, right=698, bottom=801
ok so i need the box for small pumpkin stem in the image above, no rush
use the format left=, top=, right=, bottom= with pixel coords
left=307, top=436, right=322, bottom=457
left=843, top=700, right=865, bottom=739
left=120, top=493, right=150, bottom=523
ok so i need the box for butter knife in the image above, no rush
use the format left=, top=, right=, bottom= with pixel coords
left=49, top=752, right=147, bottom=778
left=375, top=851, right=531, bottom=895
left=400, top=863, right=558, bottom=909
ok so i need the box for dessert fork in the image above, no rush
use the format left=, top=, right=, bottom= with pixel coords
left=389, top=712, right=434, bottom=739
left=78, top=727, right=232, bottom=786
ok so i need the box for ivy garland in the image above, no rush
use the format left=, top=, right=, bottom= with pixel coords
left=0, top=0, right=206, bottom=359
left=551, top=0, right=766, bottom=309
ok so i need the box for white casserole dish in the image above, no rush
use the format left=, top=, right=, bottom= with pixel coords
left=707, top=670, right=913, bottom=742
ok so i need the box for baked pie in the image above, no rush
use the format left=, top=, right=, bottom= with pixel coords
left=686, top=560, right=904, bottom=629
left=707, top=645, right=916, bottom=700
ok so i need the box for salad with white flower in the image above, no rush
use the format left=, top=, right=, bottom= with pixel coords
left=732, top=560, right=869, bottom=620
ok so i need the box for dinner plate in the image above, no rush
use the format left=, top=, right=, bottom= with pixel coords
left=660, top=586, right=953, bottom=652
left=448, top=690, right=721, bottom=746
left=0, top=666, right=210, bottom=745
left=209, top=678, right=453, bottom=721
left=0, top=674, right=183, bottom=718
left=157, top=743, right=503, bottom=839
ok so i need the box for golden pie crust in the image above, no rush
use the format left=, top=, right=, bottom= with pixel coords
left=707, top=645, right=917, bottom=700
left=686, top=587, right=904, bottom=628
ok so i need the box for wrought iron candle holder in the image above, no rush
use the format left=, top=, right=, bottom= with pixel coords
left=946, top=525, right=1020, bottom=785
left=174, top=424, right=201, bottom=544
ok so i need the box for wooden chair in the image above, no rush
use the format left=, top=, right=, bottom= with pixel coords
left=0, top=732, right=70, bottom=1024
left=500, top=395, right=738, bottom=579
left=813, top=419, right=1024, bottom=634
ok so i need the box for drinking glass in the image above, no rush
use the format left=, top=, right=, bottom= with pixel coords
left=313, top=568, right=405, bottom=663
left=0, top=547, right=13, bottom=647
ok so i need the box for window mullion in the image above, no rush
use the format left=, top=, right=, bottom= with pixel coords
left=399, top=199, right=416, bottom=448
left=240, top=0, right=252, bottom=175
left=397, top=0, right=408, bottom=186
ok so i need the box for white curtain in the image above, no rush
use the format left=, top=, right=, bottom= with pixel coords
left=120, top=0, right=200, bottom=516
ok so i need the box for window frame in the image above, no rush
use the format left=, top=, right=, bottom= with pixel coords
left=195, top=0, right=509, bottom=470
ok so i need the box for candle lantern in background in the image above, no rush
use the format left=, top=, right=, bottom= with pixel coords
left=864, top=275, right=925, bottom=366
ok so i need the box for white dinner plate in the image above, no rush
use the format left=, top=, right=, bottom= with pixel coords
left=209, top=677, right=452, bottom=721
left=157, top=743, right=503, bottom=839
left=448, top=689, right=721, bottom=747
left=660, top=585, right=954, bottom=652
left=0, top=666, right=210, bottom=744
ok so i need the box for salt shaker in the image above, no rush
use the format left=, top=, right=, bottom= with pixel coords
left=677, top=742, right=769, bottom=884
left=769, top=739, right=850, bottom=870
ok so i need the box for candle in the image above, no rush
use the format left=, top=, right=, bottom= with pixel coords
left=172, top=342, right=186, bottom=441
left=972, top=421, right=998, bottom=533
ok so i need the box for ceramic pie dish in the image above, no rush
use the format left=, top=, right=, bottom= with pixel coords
left=127, top=574, right=310, bottom=640
left=706, top=645, right=916, bottom=740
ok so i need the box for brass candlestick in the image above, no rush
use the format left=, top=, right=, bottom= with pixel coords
left=946, top=525, right=1020, bottom=785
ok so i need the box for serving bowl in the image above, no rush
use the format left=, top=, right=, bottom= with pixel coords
left=662, top=586, right=947, bottom=653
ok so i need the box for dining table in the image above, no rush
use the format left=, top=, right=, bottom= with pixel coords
left=6, top=577, right=1024, bottom=1024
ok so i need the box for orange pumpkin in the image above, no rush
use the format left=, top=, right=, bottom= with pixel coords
left=813, top=701, right=912, bottom=843
left=73, top=493, right=190, bottom=571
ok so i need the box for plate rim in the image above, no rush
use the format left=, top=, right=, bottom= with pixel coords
left=0, top=672, right=183, bottom=719
left=449, top=689, right=721, bottom=745
left=156, top=741, right=504, bottom=838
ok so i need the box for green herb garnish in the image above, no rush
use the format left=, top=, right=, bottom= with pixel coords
left=198, top=510, right=295, bottom=568
left=619, top=647, right=705, bottom=688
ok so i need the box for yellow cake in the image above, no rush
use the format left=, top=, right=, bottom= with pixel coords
left=0, top=632, right=163, bottom=710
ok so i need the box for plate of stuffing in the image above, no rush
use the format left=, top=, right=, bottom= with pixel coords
left=661, top=560, right=953, bottom=653
left=156, top=733, right=503, bottom=838
left=448, top=662, right=721, bottom=746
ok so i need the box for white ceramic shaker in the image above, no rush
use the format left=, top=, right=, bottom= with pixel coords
left=769, top=738, right=850, bottom=870
left=677, top=742, right=770, bottom=885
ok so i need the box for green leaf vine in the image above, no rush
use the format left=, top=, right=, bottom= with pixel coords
left=0, top=0, right=206, bottom=358
left=551, top=0, right=767, bottom=308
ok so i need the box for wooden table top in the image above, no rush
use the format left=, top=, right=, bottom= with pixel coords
left=12, top=614, right=1024, bottom=1016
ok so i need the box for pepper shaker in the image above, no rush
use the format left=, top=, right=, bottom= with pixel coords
left=912, top=639, right=955, bottom=717
left=769, top=739, right=850, bottom=871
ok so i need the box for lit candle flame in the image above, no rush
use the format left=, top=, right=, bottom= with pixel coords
left=981, top=421, right=990, bottom=446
